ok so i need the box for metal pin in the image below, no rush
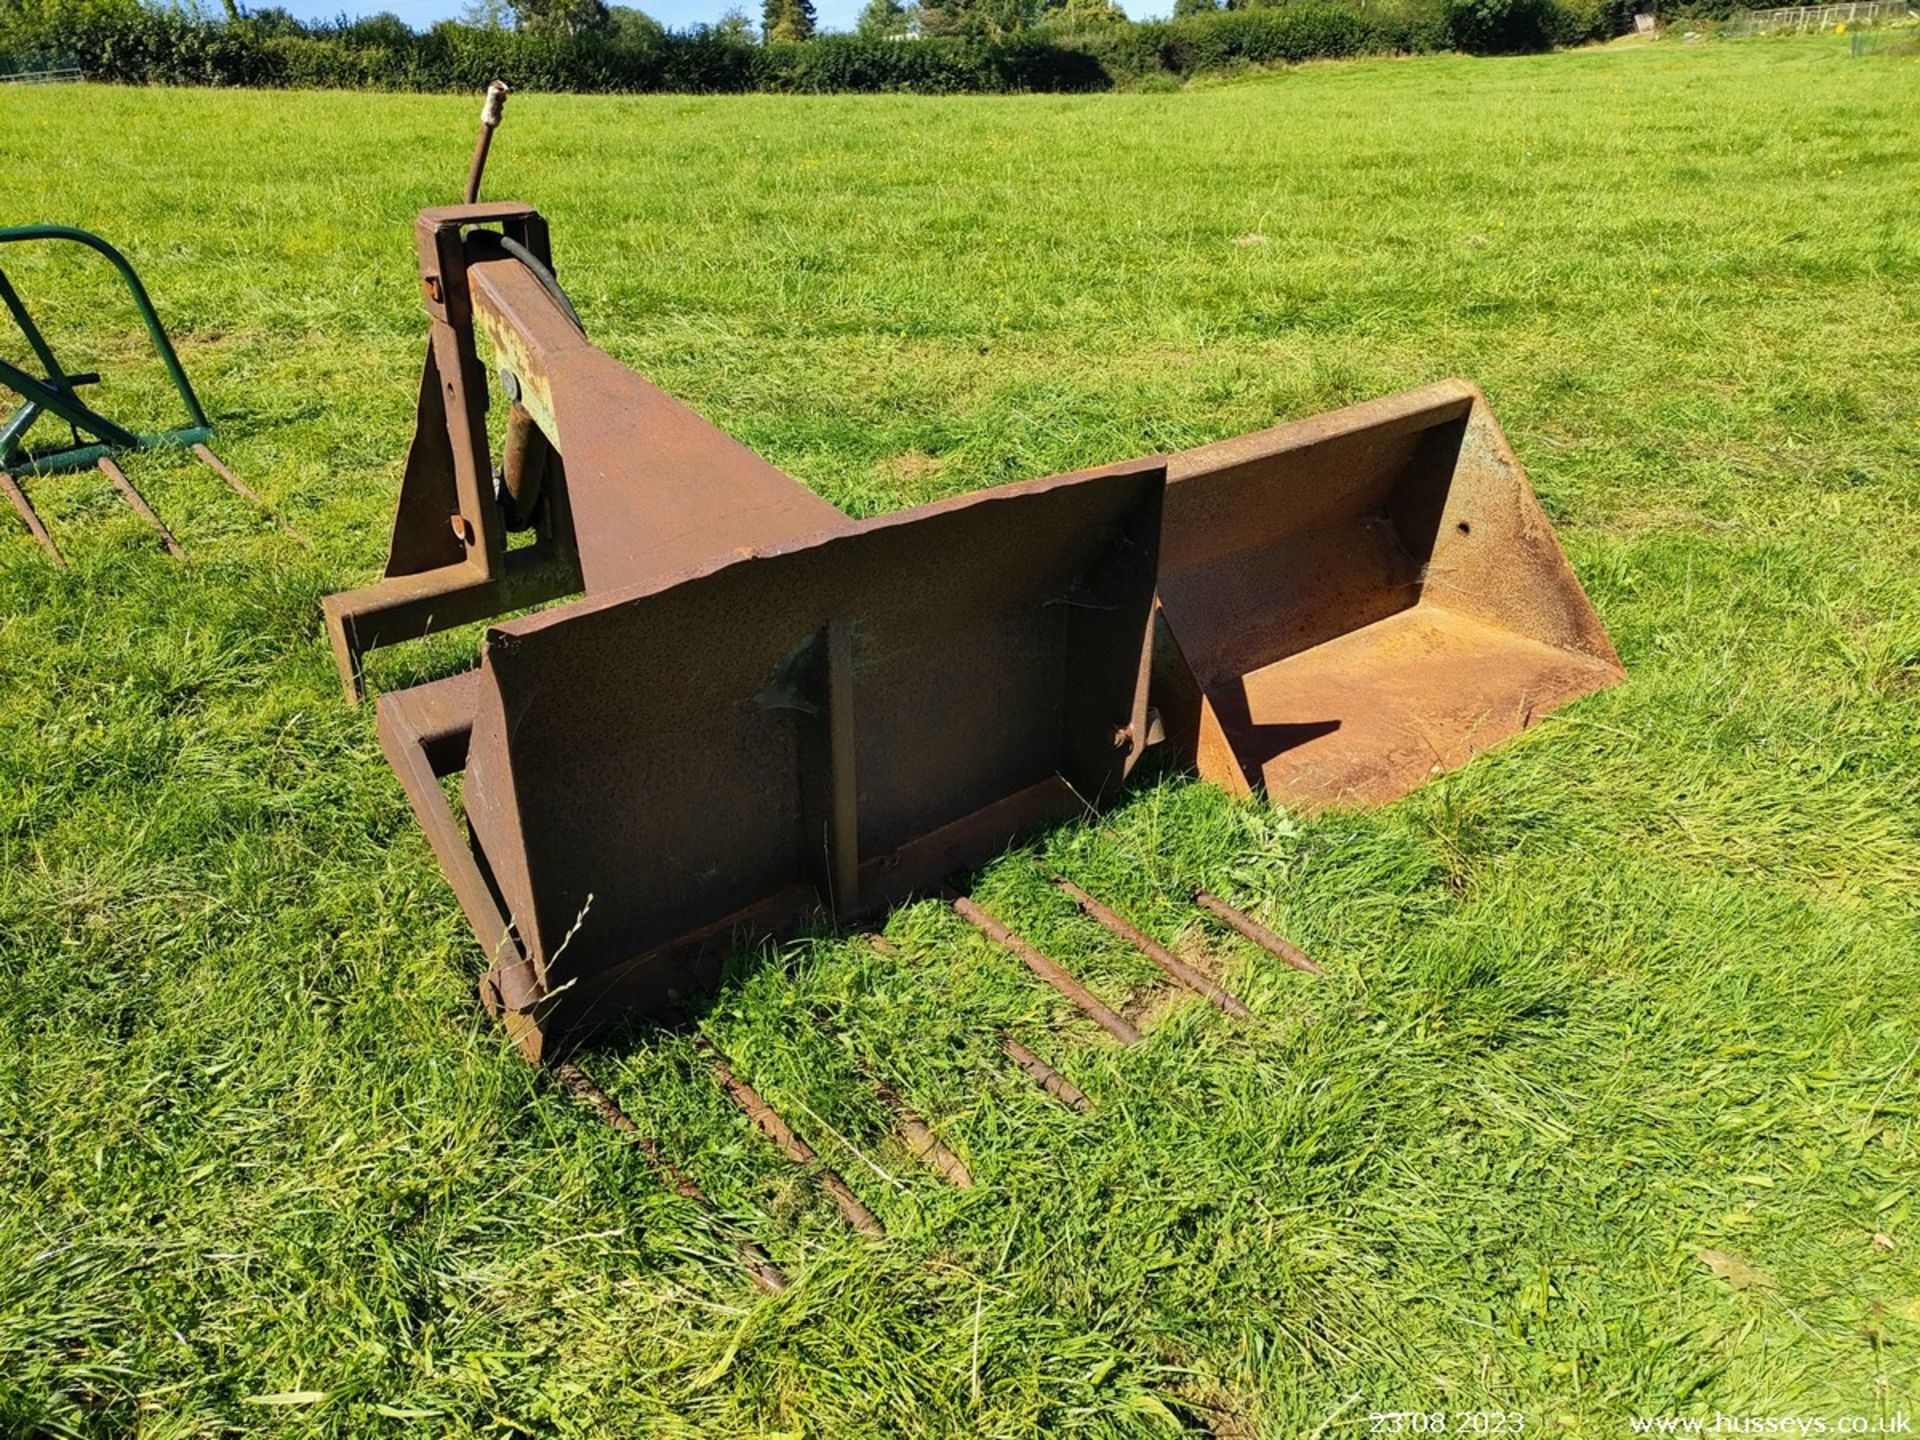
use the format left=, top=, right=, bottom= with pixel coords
left=1194, top=890, right=1324, bottom=975
left=0, top=470, right=64, bottom=566
left=953, top=896, right=1141, bottom=1045
left=97, top=456, right=184, bottom=558
left=1000, top=1034, right=1090, bottom=1111
left=191, top=443, right=310, bottom=548
left=550, top=1060, right=788, bottom=1293
left=465, top=80, right=510, bottom=205
left=870, top=1076, right=973, bottom=1189
left=1054, top=878, right=1251, bottom=1018
left=703, top=1042, right=885, bottom=1238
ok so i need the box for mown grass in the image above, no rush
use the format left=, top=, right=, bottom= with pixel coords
left=2, top=34, right=1918, bottom=1438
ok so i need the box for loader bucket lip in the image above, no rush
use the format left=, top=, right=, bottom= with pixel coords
left=1166, top=377, right=1483, bottom=490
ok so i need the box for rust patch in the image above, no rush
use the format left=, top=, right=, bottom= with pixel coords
left=1055, top=877, right=1250, bottom=1019
left=1194, top=891, right=1323, bottom=976
left=870, top=1075, right=974, bottom=1189
left=98, top=456, right=184, bottom=559
left=0, top=470, right=63, bottom=566
left=1001, top=1034, right=1090, bottom=1111
left=954, top=896, right=1141, bottom=1045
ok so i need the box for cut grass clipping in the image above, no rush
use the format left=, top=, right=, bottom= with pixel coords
left=2, top=33, right=1918, bottom=1439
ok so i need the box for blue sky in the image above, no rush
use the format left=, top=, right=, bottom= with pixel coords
left=267, top=0, right=1168, bottom=38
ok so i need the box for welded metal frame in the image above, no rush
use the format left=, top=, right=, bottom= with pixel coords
left=337, top=201, right=1625, bottom=1072
left=322, top=200, right=860, bottom=702
left=322, top=203, right=583, bottom=701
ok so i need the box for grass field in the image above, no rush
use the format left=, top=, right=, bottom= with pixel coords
left=3, top=34, right=1919, bottom=1438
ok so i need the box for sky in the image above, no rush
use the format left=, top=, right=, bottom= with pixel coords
left=268, top=0, right=1169, bottom=39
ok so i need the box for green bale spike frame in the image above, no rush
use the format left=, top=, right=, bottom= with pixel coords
left=0, top=224, right=212, bottom=475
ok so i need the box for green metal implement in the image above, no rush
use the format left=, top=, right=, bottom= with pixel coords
left=0, top=224, right=211, bottom=474
left=0, top=224, right=292, bottom=562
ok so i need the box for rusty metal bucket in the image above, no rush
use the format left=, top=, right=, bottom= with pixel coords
left=1149, top=380, right=1623, bottom=811
left=315, top=102, right=1630, bottom=1272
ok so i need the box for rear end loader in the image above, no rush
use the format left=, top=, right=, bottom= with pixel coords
left=324, top=197, right=1620, bottom=1055
left=321, top=93, right=1620, bottom=1272
left=324, top=200, right=1165, bottom=1060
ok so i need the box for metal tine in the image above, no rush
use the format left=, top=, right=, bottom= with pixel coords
left=700, top=1039, right=886, bottom=1239
left=798, top=970, right=973, bottom=1191
left=952, top=895, right=1141, bottom=1045
left=1000, top=1034, right=1090, bottom=1112
left=550, top=1060, right=788, bottom=1294
left=867, top=1072, right=974, bottom=1190
left=1194, top=890, right=1324, bottom=976
left=191, top=443, right=311, bottom=549
left=861, top=928, right=1084, bottom=1116
left=0, top=470, right=65, bottom=567
left=1054, top=877, right=1251, bottom=1019
left=97, top=455, right=185, bottom=558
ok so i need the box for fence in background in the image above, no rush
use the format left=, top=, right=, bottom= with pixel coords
left=0, top=60, right=82, bottom=83
left=1727, top=1, right=1916, bottom=32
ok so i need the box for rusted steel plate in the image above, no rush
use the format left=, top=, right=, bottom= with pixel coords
left=452, top=459, right=1162, bottom=1044
left=704, top=1045, right=885, bottom=1238
left=1153, top=380, right=1622, bottom=811
left=334, top=202, right=840, bottom=701
left=1053, top=878, right=1250, bottom=1019
left=1193, top=890, right=1323, bottom=976
left=0, top=470, right=63, bottom=566
left=325, top=547, right=579, bottom=704
left=551, top=1061, right=788, bottom=1293
left=372, top=670, right=540, bottom=1033
left=1000, top=1035, right=1090, bottom=1111
left=952, top=896, right=1140, bottom=1045
left=97, top=456, right=184, bottom=558
left=466, top=255, right=855, bottom=596
left=870, top=1076, right=974, bottom=1189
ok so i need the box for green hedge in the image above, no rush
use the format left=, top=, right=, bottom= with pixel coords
left=0, top=0, right=1629, bottom=95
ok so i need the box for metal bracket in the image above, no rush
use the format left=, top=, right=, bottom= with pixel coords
left=323, top=203, right=583, bottom=703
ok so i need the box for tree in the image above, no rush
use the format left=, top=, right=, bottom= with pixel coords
left=856, top=0, right=909, bottom=36
left=762, top=0, right=816, bottom=40
left=234, top=4, right=308, bottom=34
left=1041, top=0, right=1126, bottom=27
left=606, top=3, right=664, bottom=42
left=1170, top=0, right=1217, bottom=13
left=511, top=0, right=609, bottom=35
left=912, top=0, right=1036, bottom=36
left=714, top=5, right=756, bottom=38
left=339, top=11, right=417, bottom=43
